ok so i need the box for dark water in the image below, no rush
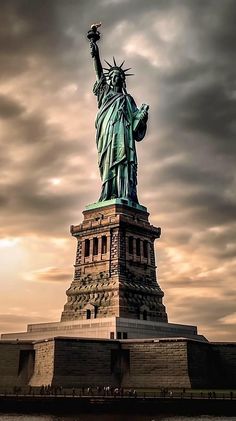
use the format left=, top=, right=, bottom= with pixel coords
left=0, top=416, right=235, bottom=421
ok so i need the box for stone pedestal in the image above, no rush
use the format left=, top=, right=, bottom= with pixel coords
left=61, top=199, right=168, bottom=323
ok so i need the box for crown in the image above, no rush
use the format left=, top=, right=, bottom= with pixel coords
left=103, top=57, right=134, bottom=78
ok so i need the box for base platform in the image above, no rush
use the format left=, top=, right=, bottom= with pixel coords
left=1, top=317, right=207, bottom=342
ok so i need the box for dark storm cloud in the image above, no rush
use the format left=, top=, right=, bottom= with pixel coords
left=174, top=295, right=236, bottom=324
left=0, top=94, right=25, bottom=118
left=0, top=1, right=72, bottom=58
left=167, top=294, right=236, bottom=341
left=171, top=83, right=236, bottom=147
left=0, top=101, right=94, bottom=235
left=183, top=191, right=236, bottom=225
left=0, top=169, right=94, bottom=236
left=154, top=161, right=232, bottom=190
left=29, top=267, right=71, bottom=283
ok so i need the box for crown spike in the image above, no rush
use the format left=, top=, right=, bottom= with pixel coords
left=113, top=56, right=117, bottom=66
left=120, top=60, right=125, bottom=68
left=125, top=73, right=134, bottom=76
left=123, top=67, right=132, bottom=72
left=104, top=59, right=112, bottom=67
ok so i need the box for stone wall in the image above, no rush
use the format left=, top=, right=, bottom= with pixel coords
left=0, top=341, right=34, bottom=388
left=212, top=343, right=236, bottom=388
left=187, top=341, right=219, bottom=388
left=29, top=339, right=55, bottom=387
left=52, top=338, right=120, bottom=387
left=0, top=338, right=236, bottom=390
left=121, top=339, right=191, bottom=389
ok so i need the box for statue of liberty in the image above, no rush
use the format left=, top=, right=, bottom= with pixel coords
left=87, top=24, right=149, bottom=203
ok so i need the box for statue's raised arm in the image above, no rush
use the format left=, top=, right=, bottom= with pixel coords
left=87, top=25, right=149, bottom=204
left=87, top=23, right=103, bottom=80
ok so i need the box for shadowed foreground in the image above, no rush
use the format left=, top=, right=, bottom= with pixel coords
left=0, top=392, right=236, bottom=416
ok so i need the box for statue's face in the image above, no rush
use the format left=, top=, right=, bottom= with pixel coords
left=110, top=70, right=124, bottom=88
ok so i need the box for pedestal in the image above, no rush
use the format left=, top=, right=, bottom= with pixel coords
left=61, top=199, right=168, bottom=324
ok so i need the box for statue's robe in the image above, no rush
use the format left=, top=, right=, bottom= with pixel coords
left=93, top=75, right=147, bottom=202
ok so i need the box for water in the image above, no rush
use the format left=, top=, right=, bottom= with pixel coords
left=0, top=416, right=235, bottom=421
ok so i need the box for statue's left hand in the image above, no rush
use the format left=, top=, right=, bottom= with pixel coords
left=139, top=105, right=149, bottom=121
left=133, top=104, right=149, bottom=135
left=140, top=109, right=148, bottom=120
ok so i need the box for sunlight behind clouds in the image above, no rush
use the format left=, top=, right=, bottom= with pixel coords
left=49, top=177, right=62, bottom=186
left=219, top=313, right=236, bottom=325
left=123, top=33, right=172, bottom=68
left=0, top=238, right=20, bottom=248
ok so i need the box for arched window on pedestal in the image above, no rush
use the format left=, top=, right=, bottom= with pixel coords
left=143, top=240, right=148, bottom=258
left=93, top=237, right=98, bottom=255
left=128, top=236, right=133, bottom=254
left=85, top=239, right=90, bottom=257
left=136, top=238, right=141, bottom=256
left=101, top=236, right=107, bottom=254
left=86, top=309, right=91, bottom=319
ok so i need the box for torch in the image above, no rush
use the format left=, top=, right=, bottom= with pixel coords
left=87, top=23, right=101, bottom=44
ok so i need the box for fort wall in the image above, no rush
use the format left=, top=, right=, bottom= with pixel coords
left=1, top=337, right=235, bottom=390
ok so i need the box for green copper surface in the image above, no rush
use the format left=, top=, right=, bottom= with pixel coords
left=88, top=27, right=149, bottom=204
left=85, top=198, right=147, bottom=212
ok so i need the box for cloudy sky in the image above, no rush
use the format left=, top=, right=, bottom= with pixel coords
left=0, top=0, right=235, bottom=341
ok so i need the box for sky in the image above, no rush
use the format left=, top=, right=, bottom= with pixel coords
left=0, top=0, right=235, bottom=342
